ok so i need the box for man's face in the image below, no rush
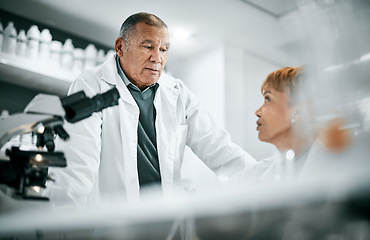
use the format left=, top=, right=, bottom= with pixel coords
left=115, top=22, right=170, bottom=90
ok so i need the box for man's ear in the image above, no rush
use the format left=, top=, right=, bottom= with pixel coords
left=114, top=38, right=125, bottom=57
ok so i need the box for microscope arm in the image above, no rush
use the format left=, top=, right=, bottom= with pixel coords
left=0, top=113, right=63, bottom=150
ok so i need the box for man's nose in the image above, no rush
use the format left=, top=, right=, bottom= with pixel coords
left=149, top=49, right=162, bottom=63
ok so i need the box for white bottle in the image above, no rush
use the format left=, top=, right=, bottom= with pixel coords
left=84, top=44, right=97, bottom=70
left=0, top=109, right=9, bottom=120
left=26, top=25, right=40, bottom=59
left=96, top=49, right=105, bottom=65
left=39, top=29, right=52, bottom=61
left=50, top=40, right=62, bottom=67
left=2, top=22, right=17, bottom=55
left=0, top=19, right=3, bottom=52
left=72, top=48, right=84, bottom=74
left=105, top=49, right=115, bottom=62
left=15, top=30, right=27, bottom=57
left=61, top=39, right=74, bottom=70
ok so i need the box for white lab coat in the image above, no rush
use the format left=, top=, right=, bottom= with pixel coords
left=256, top=139, right=325, bottom=182
left=46, top=54, right=256, bottom=208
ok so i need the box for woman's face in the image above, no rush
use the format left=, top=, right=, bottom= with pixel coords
left=255, top=86, right=293, bottom=145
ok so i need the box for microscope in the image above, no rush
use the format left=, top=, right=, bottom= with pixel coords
left=0, top=87, right=120, bottom=200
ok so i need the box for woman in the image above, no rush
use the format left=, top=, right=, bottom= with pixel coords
left=255, top=66, right=315, bottom=181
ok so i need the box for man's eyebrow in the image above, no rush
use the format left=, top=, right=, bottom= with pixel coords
left=263, top=91, right=271, bottom=96
left=140, top=39, right=170, bottom=47
left=140, top=39, right=154, bottom=44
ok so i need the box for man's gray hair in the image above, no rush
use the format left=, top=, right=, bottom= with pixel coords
left=119, top=12, right=168, bottom=50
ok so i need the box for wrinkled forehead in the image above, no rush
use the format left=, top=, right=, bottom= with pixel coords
left=134, top=22, right=169, bottom=36
left=133, top=23, right=170, bottom=44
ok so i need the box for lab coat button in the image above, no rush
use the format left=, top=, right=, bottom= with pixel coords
left=129, top=115, right=135, bottom=120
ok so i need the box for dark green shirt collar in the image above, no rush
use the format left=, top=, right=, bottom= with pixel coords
left=115, top=54, right=158, bottom=92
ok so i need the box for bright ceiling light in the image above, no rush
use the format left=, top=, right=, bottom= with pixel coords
left=173, top=28, right=191, bottom=41
left=360, top=52, right=370, bottom=62
left=322, top=64, right=344, bottom=72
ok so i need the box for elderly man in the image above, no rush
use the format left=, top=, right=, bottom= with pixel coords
left=46, top=12, right=256, bottom=207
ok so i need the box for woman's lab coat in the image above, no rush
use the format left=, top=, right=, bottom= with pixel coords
left=46, top=54, right=256, bottom=208
left=256, top=139, right=325, bottom=182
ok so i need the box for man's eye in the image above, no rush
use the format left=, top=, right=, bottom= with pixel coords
left=160, top=48, right=168, bottom=52
left=144, top=45, right=152, bottom=49
left=264, top=96, right=270, bottom=102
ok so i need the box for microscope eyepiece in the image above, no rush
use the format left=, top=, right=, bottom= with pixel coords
left=62, top=87, right=120, bottom=123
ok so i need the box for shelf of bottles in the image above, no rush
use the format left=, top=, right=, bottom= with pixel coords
left=0, top=20, right=114, bottom=95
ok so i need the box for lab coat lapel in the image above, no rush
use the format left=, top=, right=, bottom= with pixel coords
left=155, top=78, right=180, bottom=196
left=101, top=54, right=136, bottom=106
left=102, top=55, right=140, bottom=201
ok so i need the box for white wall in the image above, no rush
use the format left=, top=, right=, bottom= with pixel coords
left=167, top=45, right=225, bottom=126
left=166, top=45, right=225, bottom=191
left=224, top=44, right=282, bottom=161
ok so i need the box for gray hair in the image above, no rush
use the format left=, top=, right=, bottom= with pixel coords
left=119, top=12, right=168, bottom=50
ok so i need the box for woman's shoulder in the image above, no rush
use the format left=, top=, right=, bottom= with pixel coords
left=254, top=157, right=275, bottom=178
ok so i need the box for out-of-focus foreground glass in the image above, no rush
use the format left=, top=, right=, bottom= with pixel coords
left=1, top=1, right=369, bottom=239
left=289, top=0, right=370, bottom=174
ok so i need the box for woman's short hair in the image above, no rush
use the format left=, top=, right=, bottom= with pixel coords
left=261, top=66, right=304, bottom=98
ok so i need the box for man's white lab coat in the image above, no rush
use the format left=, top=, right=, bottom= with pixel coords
left=46, top=54, right=256, bottom=208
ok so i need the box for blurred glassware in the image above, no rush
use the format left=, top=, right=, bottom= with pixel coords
left=15, top=29, right=27, bottom=58
left=286, top=0, right=370, bottom=175
left=96, top=49, right=105, bottom=66
left=26, top=25, right=40, bottom=59
left=39, top=29, right=52, bottom=62
left=84, top=43, right=97, bottom=70
left=61, top=38, right=74, bottom=70
left=105, top=50, right=115, bottom=62
left=50, top=40, right=62, bottom=67
left=72, top=48, right=84, bottom=74
left=2, top=21, right=17, bottom=55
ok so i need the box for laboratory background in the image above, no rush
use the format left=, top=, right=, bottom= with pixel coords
left=0, top=0, right=370, bottom=239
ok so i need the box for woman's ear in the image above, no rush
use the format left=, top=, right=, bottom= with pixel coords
left=291, top=104, right=302, bottom=124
